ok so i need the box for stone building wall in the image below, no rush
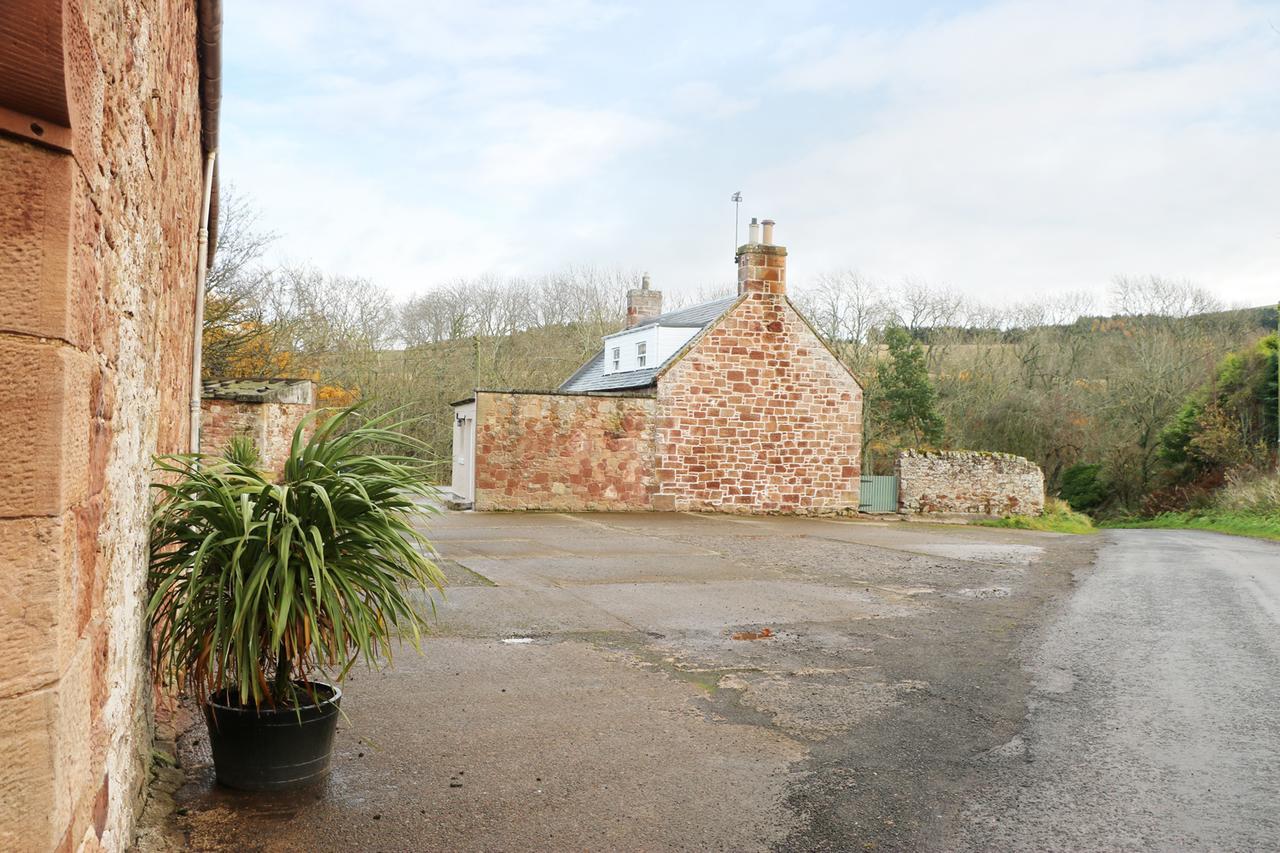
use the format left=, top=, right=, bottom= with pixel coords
left=896, top=450, right=1045, bottom=516
left=473, top=391, right=657, bottom=511
left=652, top=255, right=862, bottom=514
left=200, top=398, right=314, bottom=477
left=261, top=402, right=314, bottom=473
left=0, top=0, right=205, bottom=849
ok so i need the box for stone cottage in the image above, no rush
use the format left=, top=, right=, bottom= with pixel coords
left=0, top=0, right=220, bottom=848
left=451, top=219, right=865, bottom=513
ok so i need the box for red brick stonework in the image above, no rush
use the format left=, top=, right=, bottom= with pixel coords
left=654, top=293, right=863, bottom=513
left=473, top=391, right=656, bottom=511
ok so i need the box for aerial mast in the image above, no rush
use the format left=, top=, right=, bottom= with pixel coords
left=731, top=191, right=743, bottom=258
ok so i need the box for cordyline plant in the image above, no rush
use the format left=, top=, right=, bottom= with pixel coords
left=148, top=406, right=443, bottom=709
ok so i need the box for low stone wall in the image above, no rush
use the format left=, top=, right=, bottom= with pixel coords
left=896, top=450, right=1044, bottom=516
left=201, top=399, right=313, bottom=476
left=201, top=381, right=315, bottom=477
left=474, top=391, right=657, bottom=511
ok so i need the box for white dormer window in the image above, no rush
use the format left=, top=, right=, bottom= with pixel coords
left=636, top=341, right=647, bottom=367
left=611, top=347, right=620, bottom=370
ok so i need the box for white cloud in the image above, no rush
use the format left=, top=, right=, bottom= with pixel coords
left=221, top=0, right=1280, bottom=307
left=472, top=103, right=671, bottom=190
left=670, top=81, right=758, bottom=119
left=763, top=0, right=1280, bottom=305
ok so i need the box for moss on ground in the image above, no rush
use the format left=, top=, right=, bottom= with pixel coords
left=976, top=499, right=1096, bottom=535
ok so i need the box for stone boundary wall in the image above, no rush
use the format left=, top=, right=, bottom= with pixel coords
left=201, top=399, right=314, bottom=477
left=896, top=450, right=1044, bottom=516
left=473, top=392, right=657, bottom=511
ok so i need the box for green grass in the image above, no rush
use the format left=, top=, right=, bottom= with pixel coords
left=1101, top=510, right=1280, bottom=542
left=977, top=499, right=1096, bottom=534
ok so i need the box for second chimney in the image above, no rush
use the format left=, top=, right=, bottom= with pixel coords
left=626, top=273, right=663, bottom=328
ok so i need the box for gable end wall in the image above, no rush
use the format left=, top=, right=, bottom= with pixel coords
left=654, top=293, right=863, bottom=513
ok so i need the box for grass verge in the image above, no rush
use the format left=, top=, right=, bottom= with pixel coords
left=976, top=499, right=1096, bottom=534
left=1101, top=511, right=1280, bottom=542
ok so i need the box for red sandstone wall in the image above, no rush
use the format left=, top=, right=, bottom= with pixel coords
left=200, top=400, right=314, bottom=477
left=0, top=0, right=203, bottom=848
left=473, top=392, right=656, bottom=511
left=261, top=402, right=314, bottom=474
left=200, top=399, right=260, bottom=457
left=654, top=294, right=863, bottom=514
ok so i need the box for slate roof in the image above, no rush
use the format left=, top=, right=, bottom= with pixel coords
left=202, top=378, right=314, bottom=404
left=559, top=295, right=738, bottom=393
left=617, top=296, right=740, bottom=332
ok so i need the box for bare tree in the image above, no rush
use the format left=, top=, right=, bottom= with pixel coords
left=794, top=270, right=891, bottom=379
left=201, top=186, right=277, bottom=378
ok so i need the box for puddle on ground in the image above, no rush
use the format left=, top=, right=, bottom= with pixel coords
left=716, top=672, right=929, bottom=740
left=956, top=587, right=1011, bottom=599
left=974, top=734, right=1028, bottom=763
left=911, top=543, right=1044, bottom=566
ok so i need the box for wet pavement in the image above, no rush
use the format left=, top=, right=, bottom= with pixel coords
left=952, top=529, right=1280, bottom=851
left=167, top=510, right=1098, bottom=850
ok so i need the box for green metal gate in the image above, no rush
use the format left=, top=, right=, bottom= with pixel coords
left=859, top=475, right=899, bottom=513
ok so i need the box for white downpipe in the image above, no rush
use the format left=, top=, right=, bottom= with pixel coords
left=190, top=151, right=217, bottom=454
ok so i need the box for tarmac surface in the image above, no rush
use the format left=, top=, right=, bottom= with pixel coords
left=164, top=513, right=1279, bottom=851
left=950, top=529, right=1280, bottom=851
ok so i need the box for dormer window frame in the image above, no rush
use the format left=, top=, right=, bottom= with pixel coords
left=611, top=346, right=621, bottom=371
left=636, top=341, right=647, bottom=368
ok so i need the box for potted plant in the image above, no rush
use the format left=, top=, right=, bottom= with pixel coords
left=148, top=407, right=443, bottom=790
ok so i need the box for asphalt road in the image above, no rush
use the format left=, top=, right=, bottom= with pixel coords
left=951, top=529, right=1280, bottom=851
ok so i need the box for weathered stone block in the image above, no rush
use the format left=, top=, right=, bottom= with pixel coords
left=0, top=337, right=92, bottom=517
left=0, top=688, right=60, bottom=851
left=0, top=140, right=85, bottom=348
left=0, top=513, right=78, bottom=700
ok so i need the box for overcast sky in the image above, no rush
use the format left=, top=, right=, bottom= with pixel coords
left=223, top=0, right=1280, bottom=307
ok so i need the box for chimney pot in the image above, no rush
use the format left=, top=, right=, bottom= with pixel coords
left=641, top=273, right=650, bottom=290
left=748, top=217, right=760, bottom=244
left=761, top=219, right=775, bottom=245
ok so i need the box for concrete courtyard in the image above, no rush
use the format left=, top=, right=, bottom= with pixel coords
left=169, top=509, right=1095, bottom=850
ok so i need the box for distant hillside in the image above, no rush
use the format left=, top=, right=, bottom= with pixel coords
left=910, top=303, right=1276, bottom=345
left=1200, top=304, right=1276, bottom=332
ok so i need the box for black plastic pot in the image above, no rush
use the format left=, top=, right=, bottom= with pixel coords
left=204, top=681, right=342, bottom=791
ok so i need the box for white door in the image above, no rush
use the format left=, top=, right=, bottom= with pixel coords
left=450, top=402, right=476, bottom=502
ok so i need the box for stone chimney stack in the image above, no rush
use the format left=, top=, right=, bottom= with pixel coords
left=737, top=217, right=786, bottom=296
left=626, top=273, right=663, bottom=327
